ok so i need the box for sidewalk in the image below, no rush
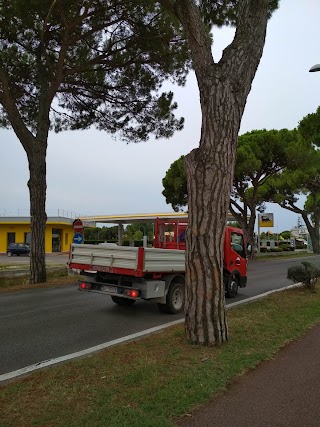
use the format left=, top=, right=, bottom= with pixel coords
left=177, top=322, right=320, bottom=427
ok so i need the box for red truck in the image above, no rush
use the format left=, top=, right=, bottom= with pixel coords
left=68, top=218, right=249, bottom=314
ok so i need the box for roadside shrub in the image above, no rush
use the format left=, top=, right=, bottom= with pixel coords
left=260, top=247, right=268, bottom=253
left=279, top=242, right=295, bottom=251
left=270, top=247, right=283, bottom=252
left=287, top=261, right=320, bottom=291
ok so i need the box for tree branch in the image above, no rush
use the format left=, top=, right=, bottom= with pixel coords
left=219, top=0, right=269, bottom=94
left=0, top=68, right=35, bottom=150
left=159, top=0, right=214, bottom=83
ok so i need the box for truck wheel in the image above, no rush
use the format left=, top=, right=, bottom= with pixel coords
left=158, top=282, right=185, bottom=314
left=225, top=274, right=238, bottom=298
left=111, top=296, right=136, bottom=306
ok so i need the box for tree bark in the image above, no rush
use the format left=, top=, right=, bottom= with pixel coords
left=27, top=140, right=48, bottom=283
left=184, top=119, right=230, bottom=343
left=302, top=212, right=320, bottom=254
left=167, top=0, right=270, bottom=345
left=184, top=78, right=241, bottom=344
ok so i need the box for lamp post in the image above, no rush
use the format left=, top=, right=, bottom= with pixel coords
left=309, top=64, right=320, bottom=72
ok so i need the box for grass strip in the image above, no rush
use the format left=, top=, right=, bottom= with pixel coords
left=0, top=269, right=78, bottom=293
left=1, top=286, right=320, bottom=427
left=254, top=251, right=314, bottom=260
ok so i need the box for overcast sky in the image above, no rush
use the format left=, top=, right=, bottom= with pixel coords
left=1, top=0, right=320, bottom=232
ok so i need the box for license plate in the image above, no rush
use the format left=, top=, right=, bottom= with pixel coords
left=101, top=285, right=117, bottom=294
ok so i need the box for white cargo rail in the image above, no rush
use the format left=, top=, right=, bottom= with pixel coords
left=68, top=243, right=185, bottom=276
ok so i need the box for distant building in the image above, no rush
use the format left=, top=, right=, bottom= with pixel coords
left=0, top=216, right=75, bottom=254
left=290, top=218, right=308, bottom=240
left=290, top=226, right=308, bottom=239
left=290, top=217, right=309, bottom=250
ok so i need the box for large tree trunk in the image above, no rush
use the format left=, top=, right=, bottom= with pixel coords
left=169, top=0, right=270, bottom=345
left=27, top=140, right=48, bottom=283
left=184, top=80, right=241, bottom=344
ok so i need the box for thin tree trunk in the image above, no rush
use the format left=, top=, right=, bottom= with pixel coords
left=313, top=218, right=320, bottom=254
left=0, top=52, right=51, bottom=284
left=243, top=225, right=255, bottom=259
left=246, top=208, right=257, bottom=258
left=304, top=215, right=320, bottom=254
left=27, top=140, right=47, bottom=283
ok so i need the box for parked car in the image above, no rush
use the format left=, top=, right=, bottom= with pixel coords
left=7, top=243, right=30, bottom=257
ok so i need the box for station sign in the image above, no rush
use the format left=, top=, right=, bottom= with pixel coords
left=258, top=213, right=274, bottom=228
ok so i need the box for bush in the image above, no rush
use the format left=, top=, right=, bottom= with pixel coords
left=287, top=261, right=320, bottom=291
left=260, top=247, right=268, bottom=253
left=270, top=247, right=283, bottom=252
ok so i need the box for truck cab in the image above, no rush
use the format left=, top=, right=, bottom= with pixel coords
left=224, top=225, right=248, bottom=297
left=154, top=218, right=248, bottom=297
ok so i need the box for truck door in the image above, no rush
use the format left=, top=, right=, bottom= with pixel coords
left=229, top=231, right=247, bottom=277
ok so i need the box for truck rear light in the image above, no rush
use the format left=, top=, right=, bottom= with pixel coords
left=123, top=289, right=139, bottom=298
left=79, top=282, right=91, bottom=290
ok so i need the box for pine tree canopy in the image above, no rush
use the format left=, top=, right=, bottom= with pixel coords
left=0, top=0, right=192, bottom=141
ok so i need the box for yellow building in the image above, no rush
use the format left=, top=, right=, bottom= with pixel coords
left=0, top=217, right=75, bottom=254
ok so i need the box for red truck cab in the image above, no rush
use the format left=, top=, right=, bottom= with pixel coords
left=154, top=218, right=248, bottom=297
left=224, top=225, right=248, bottom=296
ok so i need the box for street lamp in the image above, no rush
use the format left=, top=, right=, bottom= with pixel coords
left=309, top=64, right=320, bottom=72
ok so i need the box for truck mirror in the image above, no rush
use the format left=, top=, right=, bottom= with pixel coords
left=247, top=243, right=252, bottom=256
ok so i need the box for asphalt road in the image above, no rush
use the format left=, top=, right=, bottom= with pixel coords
left=1, top=254, right=319, bottom=376
left=0, top=253, right=69, bottom=265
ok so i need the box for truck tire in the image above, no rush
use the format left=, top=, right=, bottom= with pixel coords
left=111, top=296, right=136, bottom=306
left=158, top=282, right=185, bottom=314
left=225, top=274, right=238, bottom=298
